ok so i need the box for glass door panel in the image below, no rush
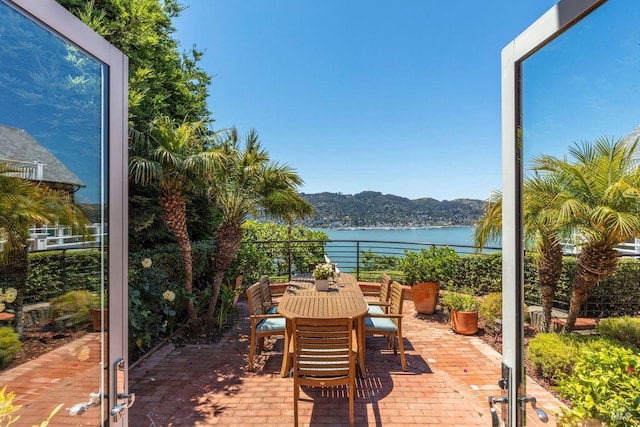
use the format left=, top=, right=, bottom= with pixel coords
left=0, top=1, right=127, bottom=425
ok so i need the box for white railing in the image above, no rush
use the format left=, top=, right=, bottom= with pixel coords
left=26, top=224, right=105, bottom=251
left=2, top=160, right=44, bottom=180
left=562, top=237, right=640, bottom=256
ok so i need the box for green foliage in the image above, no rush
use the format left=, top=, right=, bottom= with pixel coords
left=361, top=250, right=399, bottom=271
left=527, top=333, right=614, bottom=383
left=216, top=282, right=242, bottom=330
left=230, top=221, right=327, bottom=284
left=399, top=246, right=459, bottom=285
left=49, top=290, right=99, bottom=329
left=596, top=316, right=640, bottom=349
left=128, top=255, right=181, bottom=361
left=441, top=290, right=480, bottom=312
left=0, top=327, right=21, bottom=369
left=451, top=252, right=502, bottom=294
left=25, top=250, right=101, bottom=303
left=556, top=346, right=640, bottom=426
left=479, top=292, right=502, bottom=331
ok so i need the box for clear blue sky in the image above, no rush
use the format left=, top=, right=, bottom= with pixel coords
left=172, top=1, right=564, bottom=201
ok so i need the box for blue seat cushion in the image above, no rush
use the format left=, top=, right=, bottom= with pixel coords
left=256, top=317, right=286, bottom=333
left=365, top=316, right=397, bottom=332
left=367, top=305, right=385, bottom=315
left=266, top=306, right=279, bottom=314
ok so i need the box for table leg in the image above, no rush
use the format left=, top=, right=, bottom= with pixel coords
left=280, top=318, right=293, bottom=377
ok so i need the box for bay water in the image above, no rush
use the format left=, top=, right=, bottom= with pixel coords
left=312, top=227, right=501, bottom=271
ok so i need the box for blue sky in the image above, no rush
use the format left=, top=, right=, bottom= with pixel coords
left=173, top=0, right=570, bottom=201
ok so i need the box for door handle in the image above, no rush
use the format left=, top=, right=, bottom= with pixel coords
left=111, top=358, right=135, bottom=421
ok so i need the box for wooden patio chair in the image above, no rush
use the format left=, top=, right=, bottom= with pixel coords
left=367, top=273, right=392, bottom=315
left=292, top=317, right=357, bottom=427
left=259, top=275, right=278, bottom=314
left=246, top=282, right=285, bottom=371
left=364, top=281, right=407, bottom=371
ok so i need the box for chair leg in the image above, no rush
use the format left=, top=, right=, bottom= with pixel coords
left=294, top=382, right=299, bottom=427
left=249, top=331, right=256, bottom=371
left=397, top=326, right=407, bottom=371
left=349, top=377, right=355, bottom=427
left=258, top=336, right=265, bottom=354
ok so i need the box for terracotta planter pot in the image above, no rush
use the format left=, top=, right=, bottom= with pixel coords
left=450, top=309, right=478, bottom=335
left=411, top=281, right=440, bottom=314
left=90, top=308, right=108, bottom=331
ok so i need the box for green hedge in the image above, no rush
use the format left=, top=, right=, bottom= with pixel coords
left=22, top=249, right=102, bottom=303
left=446, top=252, right=640, bottom=317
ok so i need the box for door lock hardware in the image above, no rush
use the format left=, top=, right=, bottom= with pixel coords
left=519, top=396, right=549, bottom=423
left=68, top=392, right=102, bottom=416
left=488, top=396, right=508, bottom=427
left=111, top=358, right=136, bottom=421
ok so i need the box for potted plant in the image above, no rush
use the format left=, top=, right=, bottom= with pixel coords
left=312, top=263, right=334, bottom=291
left=441, top=289, right=480, bottom=335
left=398, top=246, right=459, bottom=314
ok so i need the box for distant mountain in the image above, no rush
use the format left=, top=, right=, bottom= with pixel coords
left=297, top=191, right=485, bottom=228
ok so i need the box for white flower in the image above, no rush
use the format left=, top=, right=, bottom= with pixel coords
left=162, top=290, right=176, bottom=302
left=0, top=302, right=5, bottom=312
left=141, top=258, right=152, bottom=268
left=4, top=288, right=17, bottom=303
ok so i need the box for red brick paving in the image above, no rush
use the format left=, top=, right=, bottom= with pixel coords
left=128, top=299, right=564, bottom=426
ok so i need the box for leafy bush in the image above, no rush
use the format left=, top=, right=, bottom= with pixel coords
left=128, top=256, right=181, bottom=361
left=361, top=250, right=399, bottom=271
left=556, top=345, right=640, bottom=426
left=596, top=316, right=640, bottom=349
left=50, top=290, right=99, bottom=329
left=441, top=290, right=479, bottom=312
left=0, top=327, right=21, bottom=369
left=479, top=292, right=502, bottom=331
left=399, top=246, right=459, bottom=285
left=526, top=333, right=614, bottom=382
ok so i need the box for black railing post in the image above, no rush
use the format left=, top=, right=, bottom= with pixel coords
left=356, top=241, right=360, bottom=281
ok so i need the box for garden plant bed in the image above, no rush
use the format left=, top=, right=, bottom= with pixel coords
left=1, top=326, right=89, bottom=372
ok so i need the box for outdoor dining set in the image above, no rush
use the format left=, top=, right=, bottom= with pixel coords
left=245, top=265, right=408, bottom=427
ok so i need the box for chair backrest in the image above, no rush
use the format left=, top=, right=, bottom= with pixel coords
left=246, top=282, right=265, bottom=316
left=259, top=275, right=272, bottom=305
left=379, top=273, right=391, bottom=303
left=388, top=281, right=406, bottom=321
left=293, top=317, right=354, bottom=380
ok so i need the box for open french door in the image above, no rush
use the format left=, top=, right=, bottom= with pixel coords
left=1, top=1, right=129, bottom=425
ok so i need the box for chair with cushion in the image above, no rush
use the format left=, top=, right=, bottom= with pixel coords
left=246, top=282, right=286, bottom=371
left=292, top=317, right=357, bottom=427
left=364, top=281, right=407, bottom=371
left=367, top=273, right=392, bottom=315
left=259, top=275, right=278, bottom=314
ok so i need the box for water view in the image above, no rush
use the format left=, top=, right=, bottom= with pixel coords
left=312, top=227, right=501, bottom=272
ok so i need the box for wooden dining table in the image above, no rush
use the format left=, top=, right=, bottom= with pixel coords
left=277, top=272, right=369, bottom=377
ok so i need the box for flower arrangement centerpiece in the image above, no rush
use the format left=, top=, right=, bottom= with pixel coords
left=312, top=263, right=334, bottom=291
left=313, top=263, right=334, bottom=280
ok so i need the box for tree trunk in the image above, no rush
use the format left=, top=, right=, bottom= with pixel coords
left=537, top=241, right=563, bottom=332
left=6, top=248, right=29, bottom=336
left=564, top=245, right=618, bottom=332
left=207, top=224, right=243, bottom=321
left=160, top=188, right=197, bottom=325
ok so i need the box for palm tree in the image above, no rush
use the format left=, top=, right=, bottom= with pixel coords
left=204, top=128, right=314, bottom=322
left=0, top=161, right=88, bottom=334
left=129, top=115, right=226, bottom=325
left=530, top=137, right=640, bottom=332
left=473, top=173, right=567, bottom=332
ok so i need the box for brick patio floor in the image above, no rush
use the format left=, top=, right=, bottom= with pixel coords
left=128, top=299, right=565, bottom=427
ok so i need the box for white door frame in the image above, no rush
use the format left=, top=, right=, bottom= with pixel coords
left=7, top=1, right=129, bottom=425
left=500, top=0, right=606, bottom=425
